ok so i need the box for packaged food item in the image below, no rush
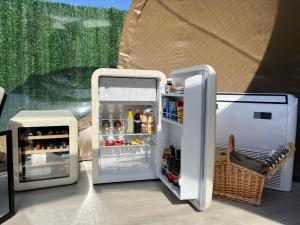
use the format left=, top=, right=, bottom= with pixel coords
left=114, top=120, right=122, bottom=132
left=165, top=78, right=173, bottom=93
left=140, top=114, right=148, bottom=133
left=176, top=102, right=184, bottom=123
left=126, top=109, right=134, bottom=133
left=147, top=115, right=155, bottom=134
left=105, top=140, right=115, bottom=146
left=130, top=138, right=145, bottom=145
left=107, top=120, right=115, bottom=145
left=114, top=140, right=125, bottom=146
left=169, top=101, right=177, bottom=120
left=99, top=140, right=105, bottom=147
left=175, top=86, right=184, bottom=94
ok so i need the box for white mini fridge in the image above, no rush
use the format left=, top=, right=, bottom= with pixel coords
left=91, top=65, right=216, bottom=211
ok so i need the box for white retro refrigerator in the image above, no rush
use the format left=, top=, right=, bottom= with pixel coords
left=91, top=65, right=216, bottom=211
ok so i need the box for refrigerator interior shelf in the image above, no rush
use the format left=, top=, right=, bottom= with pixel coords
left=19, top=134, right=69, bottom=141
left=162, top=93, right=184, bottom=98
left=22, top=148, right=69, bottom=155
left=161, top=117, right=183, bottom=127
left=158, top=173, right=180, bottom=199
left=99, top=144, right=151, bottom=149
left=100, top=133, right=152, bottom=137
left=100, top=101, right=156, bottom=105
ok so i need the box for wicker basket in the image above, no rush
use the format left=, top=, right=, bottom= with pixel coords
left=213, top=135, right=296, bottom=206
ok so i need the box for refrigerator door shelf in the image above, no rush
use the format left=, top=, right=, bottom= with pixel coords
left=157, top=65, right=216, bottom=210
left=161, top=117, right=183, bottom=127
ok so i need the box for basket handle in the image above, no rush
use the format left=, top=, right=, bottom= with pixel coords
left=226, top=135, right=235, bottom=163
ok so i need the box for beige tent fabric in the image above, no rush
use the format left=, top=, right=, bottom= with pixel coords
left=118, top=0, right=300, bottom=180
left=118, top=0, right=277, bottom=91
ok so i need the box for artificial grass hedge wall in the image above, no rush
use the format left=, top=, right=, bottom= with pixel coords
left=0, top=0, right=126, bottom=94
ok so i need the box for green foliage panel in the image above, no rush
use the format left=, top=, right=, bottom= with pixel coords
left=0, top=0, right=127, bottom=130
left=0, top=0, right=126, bottom=94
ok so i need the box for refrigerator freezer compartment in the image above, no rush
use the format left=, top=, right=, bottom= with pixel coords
left=99, top=77, right=157, bottom=102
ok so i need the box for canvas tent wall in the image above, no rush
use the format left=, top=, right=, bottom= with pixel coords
left=118, top=0, right=300, bottom=181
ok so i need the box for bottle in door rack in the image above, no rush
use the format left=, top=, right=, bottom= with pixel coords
left=161, top=145, right=181, bottom=187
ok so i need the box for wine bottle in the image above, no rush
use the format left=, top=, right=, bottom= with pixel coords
left=167, top=145, right=176, bottom=182
left=134, top=109, right=141, bottom=133
left=161, top=147, right=170, bottom=175
left=173, top=149, right=181, bottom=186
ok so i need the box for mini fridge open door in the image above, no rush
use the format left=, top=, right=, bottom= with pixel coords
left=0, top=87, right=15, bottom=223
left=158, top=65, right=216, bottom=211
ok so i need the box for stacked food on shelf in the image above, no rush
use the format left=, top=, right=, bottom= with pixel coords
left=99, top=108, right=155, bottom=147
left=165, top=78, right=184, bottom=94
left=163, top=78, right=184, bottom=124
left=19, top=128, right=69, bottom=151
left=162, top=100, right=184, bottom=124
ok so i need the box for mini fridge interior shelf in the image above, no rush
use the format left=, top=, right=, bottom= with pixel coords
left=8, top=110, right=78, bottom=191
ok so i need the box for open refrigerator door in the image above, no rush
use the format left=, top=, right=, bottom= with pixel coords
left=159, top=65, right=216, bottom=210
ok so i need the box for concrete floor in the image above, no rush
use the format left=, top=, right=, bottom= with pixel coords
left=4, top=162, right=300, bottom=225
